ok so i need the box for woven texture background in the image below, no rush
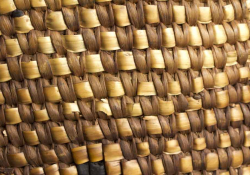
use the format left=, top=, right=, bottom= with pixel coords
left=0, top=0, right=250, bottom=174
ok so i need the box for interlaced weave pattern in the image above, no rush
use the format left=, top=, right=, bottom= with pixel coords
left=0, top=0, right=250, bottom=174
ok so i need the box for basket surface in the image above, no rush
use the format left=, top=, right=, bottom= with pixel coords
left=1, top=0, right=250, bottom=174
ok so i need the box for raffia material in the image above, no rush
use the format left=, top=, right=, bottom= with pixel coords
left=1, top=0, right=250, bottom=174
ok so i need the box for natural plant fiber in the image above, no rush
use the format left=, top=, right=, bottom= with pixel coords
left=1, top=0, right=250, bottom=174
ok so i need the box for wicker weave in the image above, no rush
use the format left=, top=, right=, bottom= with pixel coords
left=1, top=0, right=250, bottom=174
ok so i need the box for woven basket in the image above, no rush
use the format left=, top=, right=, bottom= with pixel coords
left=1, top=0, right=250, bottom=174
